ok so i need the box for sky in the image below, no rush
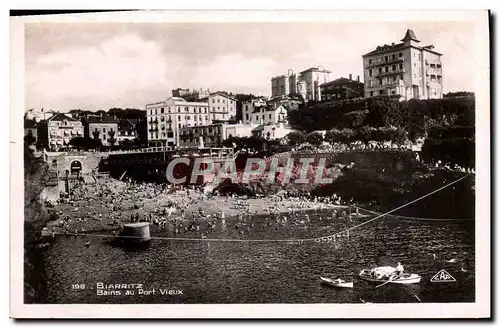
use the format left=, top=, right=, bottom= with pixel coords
left=24, top=21, right=480, bottom=111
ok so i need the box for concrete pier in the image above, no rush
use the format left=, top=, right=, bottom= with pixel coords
left=120, top=222, right=151, bottom=244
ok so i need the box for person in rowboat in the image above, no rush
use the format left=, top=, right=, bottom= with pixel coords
left=396, top=262, right=404, bottom=277
left=333, top=276, right=345, bottom=284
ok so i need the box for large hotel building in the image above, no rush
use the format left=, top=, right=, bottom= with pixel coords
left=362, top=29, right=443, bottom=100
left=145, top=92, right=237, bottom=148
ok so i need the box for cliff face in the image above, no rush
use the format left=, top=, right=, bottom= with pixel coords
left=215, top=150, right=474, bottom=219
left=24, top=147, right=55, bottom=303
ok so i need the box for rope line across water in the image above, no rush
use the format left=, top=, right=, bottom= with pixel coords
left=49, top=174, right=471, bottom=244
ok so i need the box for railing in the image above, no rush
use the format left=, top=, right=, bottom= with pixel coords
left=366, top=57, right=404, bottom=68
left=375, top=68, right=405, bottom=77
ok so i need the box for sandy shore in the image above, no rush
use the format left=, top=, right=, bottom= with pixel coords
left=43, top=177, right=345, bottom=236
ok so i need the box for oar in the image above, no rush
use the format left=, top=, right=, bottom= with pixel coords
left=375, top=275, right=395, bottom=288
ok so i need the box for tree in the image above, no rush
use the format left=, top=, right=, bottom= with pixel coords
left=69, top=137, right=102, bottom=150
left=306, top=132, right=324, bottom=147
left=24, top=130, right=36, bottom=146
left=286, top=131, right=306, bottom=146
left=339, top=128, right=356, bottom=144
left=92, top=129, right=100, bottom=140
left=358, top=126, right=377, bottom=145
left=342, top=110, right=369, bottom=128
left=324, top=129, right=342, bottom=144
left=108, top=129, right=117, bottom=147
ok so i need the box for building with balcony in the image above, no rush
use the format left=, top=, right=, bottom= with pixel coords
left=241, top=98, right=267, bottom=124
left=271, top=66, right=331, bottom=102
left=46, top=113, right=84, bottom=151
left=204, top=93, right=238, bottom=122
left=320, top=74, right=364, bottom=101
left=362, top=29, right=443, bottom=100
left=179, top=122, right=255, bottom=148
left=85, top=116, right=120, bottom=147
left=146, top=97, right=211, bottom=147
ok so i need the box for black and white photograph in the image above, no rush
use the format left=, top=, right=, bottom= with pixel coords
left=10, top=10, right=490, bottom=318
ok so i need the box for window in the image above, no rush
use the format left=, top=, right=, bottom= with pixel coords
left=392, top=54, right=396, bottom=60
left=103, top=128, right=106, bottom=133
left=378, top=67, right=382, bottom=73
left=217, top=99, right=220, bottom=103
left=205, top=108, right=207, bottom=113
left=222, top=99, right=225, bottom=103
left=378, top=78, right=383, bottom=86
left=384, top=56, right=388, bottom=62
left=269, top=114, right=272, bottom=119
left=399, top=63, right=403, bottom=69
left=368, top=59, right=372, bottom=65
left=393, top=76, right=397, bottom=82
left=369, top=69, right=373, bottom=77
left=392, top=90, right=396, bottom=95
left=177, top=107, right=180, bottom=113
left=178, top=115, right=181, bottom=120
left=418, top=53, right=421, bottom=60
left=400, top=74, right=404, bottom=80
left=392, top=65, right=396, bottom=71
left=168, top=107, right=171, bottom=113
left=430, top=64, right=435, bottom=68
left=245, top=114, right=249, bottom=120
left=379, top=90, right=385, bottom=95
left=437, top=64, right=441, bottom=68
left=185, top=107, right=188, bottom=112
left=212, top=99, right=215, bottom=103
left=161, top=107, right=164, bottom=114
left=399, top=53, right=403, bottom=58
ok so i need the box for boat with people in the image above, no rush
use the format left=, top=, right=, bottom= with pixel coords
left=359, top=266, right=421, bottom=284
left=320, top=277, right=354, bottom=288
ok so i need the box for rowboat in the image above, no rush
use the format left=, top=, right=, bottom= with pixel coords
left=320, top=277, right=354, bottom=288
left=359, top=268, right=421, bottom=284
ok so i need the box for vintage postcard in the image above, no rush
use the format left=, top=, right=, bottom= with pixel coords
left=10, top=10, right=490, bottom=318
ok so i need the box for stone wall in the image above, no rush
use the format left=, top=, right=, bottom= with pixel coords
left=46, top=152, right=108, bottom=177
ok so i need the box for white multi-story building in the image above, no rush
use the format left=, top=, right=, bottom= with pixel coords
left=204, top=93, right=238, bottom=122
left=241, top=98, right=267, bottom=124
left=362, top=29, right=443, bottom=100
left=249, top=105, right=288, bottom=126
left=146, top=97, right=211, bottom=148
left=46, top=113, right=84, bottom=151
left=271, top=66, right=331, bottom=101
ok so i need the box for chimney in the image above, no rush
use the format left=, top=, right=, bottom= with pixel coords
left=357, top=75, right=360, bottom=82
left=349, top=73, right=352, bottom=80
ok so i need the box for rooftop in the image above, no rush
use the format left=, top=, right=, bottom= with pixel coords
left=320, top=77, right=364, bottom=87
left=87, top=116, right=120, bottom=124
left=363, top=29, right=442, bottom=57
left=401, top=29, right=420, bottom=43
left=300, top=66, right=332, bottom=74
left=48, top=113, right=78, bottom=122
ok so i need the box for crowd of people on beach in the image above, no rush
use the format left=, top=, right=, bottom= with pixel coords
left=42, top=174, right=357, bottom=242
